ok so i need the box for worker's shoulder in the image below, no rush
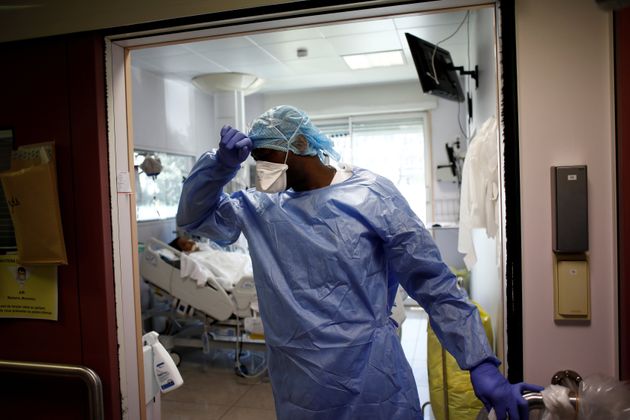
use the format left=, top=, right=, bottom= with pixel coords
left=351, top=167, right=400, bottom=196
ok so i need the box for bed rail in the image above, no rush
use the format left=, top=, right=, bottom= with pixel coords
left=0, top=359, right=104, bottom=420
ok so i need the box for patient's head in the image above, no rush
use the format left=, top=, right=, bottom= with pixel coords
left=169, top=236, right=198, bottom=252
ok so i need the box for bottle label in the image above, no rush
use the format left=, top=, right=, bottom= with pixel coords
left=160, top=380, right=175, bottom=390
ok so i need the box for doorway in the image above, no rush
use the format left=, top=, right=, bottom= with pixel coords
left=106, top=1, right=512, bottom=419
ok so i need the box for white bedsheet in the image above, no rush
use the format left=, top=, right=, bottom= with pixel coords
left=180, top=249, right=253, bottom=291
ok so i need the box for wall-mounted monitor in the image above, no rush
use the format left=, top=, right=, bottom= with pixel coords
left=405, top=32, right=465, bottom=103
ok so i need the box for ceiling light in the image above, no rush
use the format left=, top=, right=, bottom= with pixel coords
left=342, top=50, right=405, bottom=70
left=192, top=72, right=265, bottom=95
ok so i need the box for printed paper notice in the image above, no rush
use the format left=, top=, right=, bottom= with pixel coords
left=117, top=171, right=132, bottom=193
left=0, top=255, right=58, bottom=320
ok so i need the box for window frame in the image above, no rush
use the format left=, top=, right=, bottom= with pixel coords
left=314, top=111, right=433, bottom=221
left=133, top=148, right=196, bottom=223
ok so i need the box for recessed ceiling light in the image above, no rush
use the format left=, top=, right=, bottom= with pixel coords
left=342, top=50, right=406, bottom=70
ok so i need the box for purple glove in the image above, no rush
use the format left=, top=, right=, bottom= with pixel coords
left=216, top=125, right=252, bottom=168
left=470, top=361, right=544, bottom=420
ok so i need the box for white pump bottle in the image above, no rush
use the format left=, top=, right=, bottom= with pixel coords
left=144, top=331, right=184, bottom=393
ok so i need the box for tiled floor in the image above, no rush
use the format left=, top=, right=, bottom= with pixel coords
left=160, top=306, right=434, bottom=420
left=400, top=305, right=436, bottom=420
left=161, top=348, right=275, bottom=420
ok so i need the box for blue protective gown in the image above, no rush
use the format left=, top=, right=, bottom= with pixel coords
left=176, top=153, right=498, bottom=420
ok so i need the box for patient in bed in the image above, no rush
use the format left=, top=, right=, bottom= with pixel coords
left=168, top=236, right=199, bottom=253
left=156, top=233, right=253, bottom=292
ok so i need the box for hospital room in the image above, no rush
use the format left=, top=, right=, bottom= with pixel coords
left=131, top=6, right=502, bottom=420
left=0, top=0, right=628, bottom=419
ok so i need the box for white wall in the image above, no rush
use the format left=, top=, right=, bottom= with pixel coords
left=257, top=81, right=438, bottom=119
left=517, top=0, right=616, bottom=383
left=132, top=66, right=215, bottom=159
left=430, top=98, right=466, bottom=223
left=470, top=7, right=498, bottom=129
left=137, top=219, right=177, bottom=245
left=132, top=67, right=217, bottom=244
left=466, top=6, right=501, bottom=353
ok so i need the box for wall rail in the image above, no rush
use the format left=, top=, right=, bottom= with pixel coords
left=0, top=359, right=104, bottom=420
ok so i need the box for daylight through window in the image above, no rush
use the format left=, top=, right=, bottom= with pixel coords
left=317, top=112, right=429, bottom=221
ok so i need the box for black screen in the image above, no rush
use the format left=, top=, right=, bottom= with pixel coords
left=405, top=33, right=464, bottom=102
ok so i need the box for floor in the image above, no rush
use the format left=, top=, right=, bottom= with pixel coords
left=159, top=306, right=435, bottom=420
left=160, top=348, right=275, bottom=420
left=400, top=306, right=435, bottom=419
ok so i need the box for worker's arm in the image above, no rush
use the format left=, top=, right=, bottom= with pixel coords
left=374, top=181, right=496, bottom=369
left=372, top=176, right=542, bottom=420
left=176, top=126, right=252, bottom=245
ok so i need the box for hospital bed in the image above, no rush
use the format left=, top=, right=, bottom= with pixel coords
left=139, top=237, right=266, bottom=377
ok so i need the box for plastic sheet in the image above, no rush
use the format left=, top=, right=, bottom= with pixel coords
left=533, top=375, right=630, bottom=420
left=577, top=374, right=630, bottom=419
left=540, top=385, right=574, bottom=420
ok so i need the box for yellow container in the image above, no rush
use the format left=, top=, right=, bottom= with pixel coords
left=427, top=302, right=493, bottom=420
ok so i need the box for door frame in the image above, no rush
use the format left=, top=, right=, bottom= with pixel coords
left=104, top=1, right=521, bottom=417
left=615, top=7, right=630, bottom=381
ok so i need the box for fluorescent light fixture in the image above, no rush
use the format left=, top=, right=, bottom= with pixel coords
left=342, top=50, right=405, bottom=70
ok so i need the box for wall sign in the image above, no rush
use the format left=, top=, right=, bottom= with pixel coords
left=0, top=255, right=58, bottom=320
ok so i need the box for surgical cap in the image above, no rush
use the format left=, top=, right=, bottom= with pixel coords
left=247, top=105, right=340, bottom=161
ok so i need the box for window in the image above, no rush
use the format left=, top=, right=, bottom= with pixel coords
left=316, top=112, right=430, bottom=221
left=134, top=150, right=195, bottom=221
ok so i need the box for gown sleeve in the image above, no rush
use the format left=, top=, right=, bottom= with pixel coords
left=371, top=176, right=499, bottom=370
left=176, top=151, right=244, bottom=245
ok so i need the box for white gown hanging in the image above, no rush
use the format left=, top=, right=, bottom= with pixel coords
left=457, top=116, right=499, bottom=270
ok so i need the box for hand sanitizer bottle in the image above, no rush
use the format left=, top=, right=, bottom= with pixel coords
left=143, top=331, right=183, bottom=393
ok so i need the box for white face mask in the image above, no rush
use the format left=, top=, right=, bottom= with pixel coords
left=255, top=160, right=288, bottom=193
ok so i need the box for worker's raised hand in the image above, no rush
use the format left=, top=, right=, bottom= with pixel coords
left=217, top=125, right=252, bottom=168
left=470, top=361, right=543, bottom=420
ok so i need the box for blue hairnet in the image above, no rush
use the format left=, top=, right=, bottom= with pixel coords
left=247, top=105, right=340, bottom=161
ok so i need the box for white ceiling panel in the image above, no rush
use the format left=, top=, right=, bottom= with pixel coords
left=130, top=9, right=485, bottom=94
left=283, top=56, right=349, bottom=73
left=197, top=46, right=280, bottom=67
left=132, top=44, right=190, bottom=59
left=185, top=36, right=256, bottom=53
left=246, top=28, right=325, bottom=45
left=318, top=19, right=397, bottom=37
left=394, top=11, right=469, bottom=29
left=137, top=53, right=228, bottom=76
left=328, top=31, right=403, bottom=56
left=261, top=38, right=338, bottom=61
left=399, top=26, right=469, bottom=47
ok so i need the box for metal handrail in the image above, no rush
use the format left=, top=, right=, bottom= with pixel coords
left=0, top=359, right=104, bottom=420
left=551, top=369, right=583, bottom=392
left=524, top=391, right=578, bottom=411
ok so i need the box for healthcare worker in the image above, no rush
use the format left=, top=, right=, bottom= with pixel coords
left=177, top=105, right=542, bottom=420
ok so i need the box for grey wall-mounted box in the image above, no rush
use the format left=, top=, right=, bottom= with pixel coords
left=551, top=166, right=588, bottom=253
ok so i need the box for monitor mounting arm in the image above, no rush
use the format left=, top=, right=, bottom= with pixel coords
left=453, top=65, right=479, bottom=88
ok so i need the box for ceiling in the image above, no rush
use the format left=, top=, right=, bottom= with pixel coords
left=130, top=10, right=473, bottom=94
